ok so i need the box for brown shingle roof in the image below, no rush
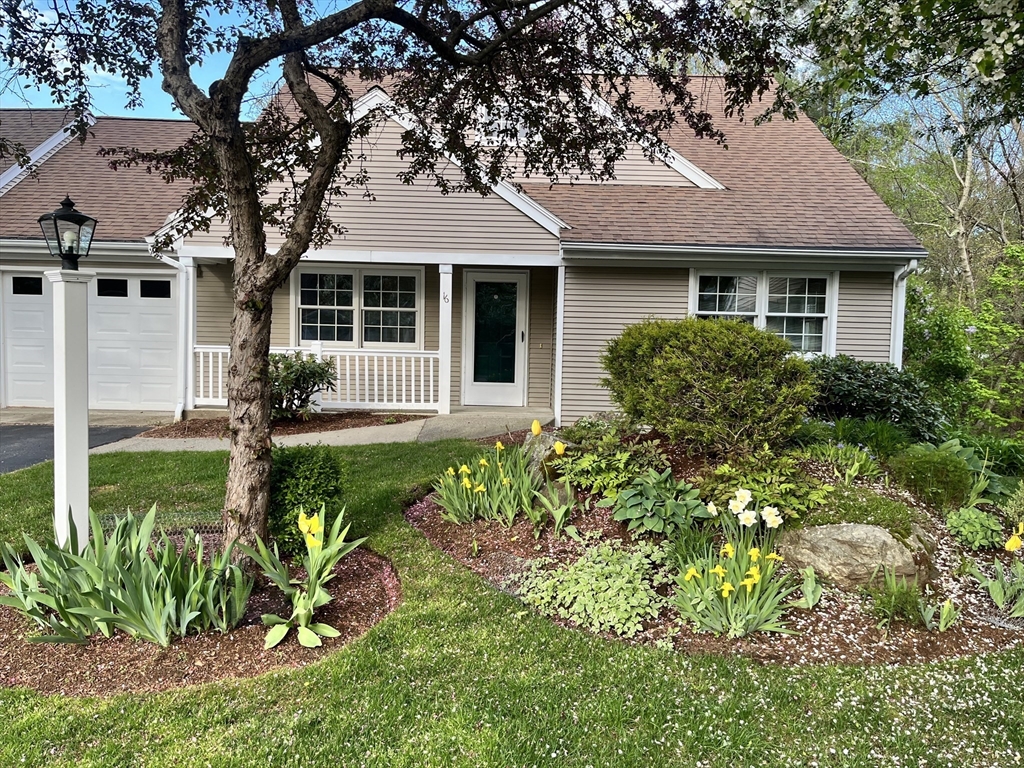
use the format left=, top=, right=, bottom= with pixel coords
left=524, top=79, right=922, bottom=252
left=0, top=108, right=74, bottom=174
left=0, top=116, right=197, bottom=243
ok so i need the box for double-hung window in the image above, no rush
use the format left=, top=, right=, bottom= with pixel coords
left=693, top=272, right=833, bottom=354
left=297, top=269, right=420, bottom=348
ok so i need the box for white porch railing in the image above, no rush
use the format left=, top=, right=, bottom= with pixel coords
left=193, top=345, right=441, bottom=410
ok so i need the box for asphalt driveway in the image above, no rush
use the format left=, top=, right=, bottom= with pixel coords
left=0, top=425, right=147, bottom=474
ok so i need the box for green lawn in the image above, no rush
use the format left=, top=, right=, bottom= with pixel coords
left=1, top=443, right=1022, bottom=767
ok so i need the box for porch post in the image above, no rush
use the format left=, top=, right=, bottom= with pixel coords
left=438, top=264, right=453, bottom=414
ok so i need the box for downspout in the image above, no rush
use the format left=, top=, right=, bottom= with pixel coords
left=890, top=259, right=919, bottom=369
left=156, top=252, right=190, bottom=422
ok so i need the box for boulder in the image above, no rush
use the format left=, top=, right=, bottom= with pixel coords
left=521, top=431, right=561, bottom=481
left=777, top=524, right=931, bottom=589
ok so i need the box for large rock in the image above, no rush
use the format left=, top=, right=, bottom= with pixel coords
left=777, top=524, right=930, bottom=589
left=522, top=431, right=561, bottom=481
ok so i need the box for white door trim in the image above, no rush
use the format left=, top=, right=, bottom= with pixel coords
left=462, top=270, right=529, bottom=407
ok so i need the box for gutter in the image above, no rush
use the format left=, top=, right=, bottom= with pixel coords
left=562, top=241, right=929, bottom=261
left=890, top=259, right=919, bottom=368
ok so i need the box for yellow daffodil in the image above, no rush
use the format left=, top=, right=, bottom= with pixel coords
left=720, top=542, right=735, bottom=559
left=446, top=466, right=456, bottom=476
left=766, top=552, right=784, bottom=562
left=298, top=512, right=322, bottom=536
left=305, top=533, right=321, bottom=549
left=735, top=488, right=752, bottom=506
left=479, top=457, right=489, bottom=468
left=684, top=567, right=700, bottom=582
left=748, top=547, right=761, bottom=562
left=459, top=464, right=471, bottom=475
left=740, top=577, right=756, bottom=593
left=474, top=484, right=486, bottom=493
left=554, top=441, right=566, bottom=456
left=706, top=502, right=718, bottom=517
left=531, top=419, right=542, bottom=436
left=710, top=564, right=727, bottom=579
left=1007, top=533, right=1023, bottom=553
left=495, top=440, right=505, bottom=451
left=462, top=477, right=473, bottom=489
left=720, top=582, right=736, bottom=598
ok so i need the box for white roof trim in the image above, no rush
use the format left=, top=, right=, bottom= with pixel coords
left=583, top=90, right=725, bottom=190
left=562, top=241, right=928, bottom=260
left=0, top=114, right=94, bottom=195
left=350, top=89, right=568, bottom=237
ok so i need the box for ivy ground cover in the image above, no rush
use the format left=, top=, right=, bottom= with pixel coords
left=1, top=445, right=1023, bottom=766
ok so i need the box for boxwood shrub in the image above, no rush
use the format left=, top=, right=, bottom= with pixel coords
left=600, top=318, right=816, bottom=456
left=887, top=446, right=973, bottom=510
left=269, top=445, right=347, bottom=556
left=808, top=354, right=944, bottom=441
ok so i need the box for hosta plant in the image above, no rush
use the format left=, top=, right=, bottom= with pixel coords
left=240, top=506, right=365, bottom=648
left=598, top=468, right=712, bottom=538
left=972, top=559, right=1024, bottom=618
left=0, top=507, right=251, bottom=646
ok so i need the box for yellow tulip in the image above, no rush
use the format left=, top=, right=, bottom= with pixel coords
left=740, top=577, right=756, bottom=593
left=684, top=567, right=700, bottom=582
left=748, top=547, right=761, bottom=562
left=462, top=477, right=473, bottom=489
left=305, top=533, right=321, bottom=549
left=531, top=419, right=542, bottom=436
left=554, top=441, right=566, bottom=456
left=298, top=511, right=312, bottom=535
left=720, top=582, right=736, bottom=598
left=1007, top=534, right=1023, bottom=553
left=459, top=464, right=471, bottom=475
left=479, top=457, right=489, bottom=467
left=495, top=440, right=505, bottom=451
left=446, top=466, right=456, bottom=476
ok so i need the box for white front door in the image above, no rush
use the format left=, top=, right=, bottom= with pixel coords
left=462, top=271, right=528, bottom=407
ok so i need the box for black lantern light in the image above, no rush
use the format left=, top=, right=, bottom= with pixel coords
left=38, top=196, right=98, bottom=271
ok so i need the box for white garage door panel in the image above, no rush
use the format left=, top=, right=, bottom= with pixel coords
left=3, top=273, right=179, bottom=410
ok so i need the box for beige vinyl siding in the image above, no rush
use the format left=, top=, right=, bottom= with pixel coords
left=560, top=266, right=690, bottom=422
left=185, top=120, right=560, bottom=256
left=511, top=146, right=696, bottom=187
left=835, top=271, right=893, bottom=363
left=194, top=262, right=289, bottom=346
left=527, top=268, right=556, bottom=409
left=450, top=267, right=464, bottom=409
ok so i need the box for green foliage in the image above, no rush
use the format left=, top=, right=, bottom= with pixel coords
left=793, top=567, right=823, bottom=610
left=239, top=506, right=364, bottom=648
left=600, top=317, right=816, bottom=455
left=516, top=540, right=671, bottom=638
left=556, top=412, right=634, bottom=447
left=700, top=451, right=832, bottom=520
left=972, top=560, right=1024, bottom=618
left=830, top=417, right=914, bottom=459
left=550, top=432, right=668, bottom=498
left=672, top=526, right=797, bottom=638
left=268, top=351, right=336, bottom=421
left=0, top=507, right=251, bottom=646
left=808, top=354, right=944, bottom=441
left=918, top=598, right=961, bottom=633
left=802, top=485, right=919, bottom=539
left=945, top=507, right=1004, bottom=551
left=948, top=431, right=1024, bottom=477
left=433, top=443, right=543, bottom=529
left=269, top=445, right=347, bottom=557
left=598, top=468, right=711, bottom=538
left=887, top=445, right=974, bottom=509
left=803, top=442, right=882, bottom=484
left=863, top=568, right=922, bottom=630
left=1002, top=484, right=1024, bottom=528
left=533, top=479, right=581, bottom=541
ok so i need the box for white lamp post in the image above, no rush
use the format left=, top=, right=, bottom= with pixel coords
left=38, top=197, right=97, bottom=551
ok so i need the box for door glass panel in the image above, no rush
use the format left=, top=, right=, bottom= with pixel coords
left=474, top=281, right=517, bottom=383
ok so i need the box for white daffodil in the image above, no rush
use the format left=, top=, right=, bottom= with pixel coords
left=761, top=505, right=780, bottom=521
left=706, top=502, right=718, bottom=517
left=735, top=488, right=753, bottom=506
left=728, top=498, right=747, bottom=515
left=738, top=509, right=758, bottom=527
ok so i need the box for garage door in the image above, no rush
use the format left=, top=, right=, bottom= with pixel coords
left=2, top=272, right=179, bottom=410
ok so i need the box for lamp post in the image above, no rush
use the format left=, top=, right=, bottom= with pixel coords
left=39, top=197, right=98, bottom=551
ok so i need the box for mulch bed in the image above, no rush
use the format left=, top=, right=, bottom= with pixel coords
left=0, top=547, right=401, bottom=697
left=141, top=411, right=426, bottom=439
left=404, top=489, right=1024, bottom=667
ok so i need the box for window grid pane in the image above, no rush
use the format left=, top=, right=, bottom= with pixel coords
left=696, top=275, right=757, bottom=315
left=767, top=277, right=828, bottom=315
left=362, top=274, right=417, bottom=345
left=298, top=272, right=354, bottom=342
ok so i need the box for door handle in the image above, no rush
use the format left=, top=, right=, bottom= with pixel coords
left=521, top=330, right=525, bottom=342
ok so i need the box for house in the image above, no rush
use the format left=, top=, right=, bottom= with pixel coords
left=0, top=81, right=926, bottom=425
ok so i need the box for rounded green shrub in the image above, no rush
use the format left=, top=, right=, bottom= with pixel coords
left=1002, top=484, right=1024, bottom=528
left=600, top=318, right=816, bottom=456
left=269, top=445, right=347, bottom=556
left=887, top=446, right=973, bottom=510
left=808, top=355, right=944, bottom=441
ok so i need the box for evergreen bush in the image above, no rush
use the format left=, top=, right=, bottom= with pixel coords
left=269, top=445, right=347, bottom=556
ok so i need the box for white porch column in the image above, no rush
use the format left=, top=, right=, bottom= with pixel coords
left=45, top=268, right=94, bottom=551
left=182, top=257, right=198, bottom=412
left=310, top=340, right=325, bottom=410
left=438, top=264, right=453, bottom=414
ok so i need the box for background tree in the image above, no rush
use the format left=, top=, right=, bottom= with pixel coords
left=1, top=0, right=794, bottom=552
